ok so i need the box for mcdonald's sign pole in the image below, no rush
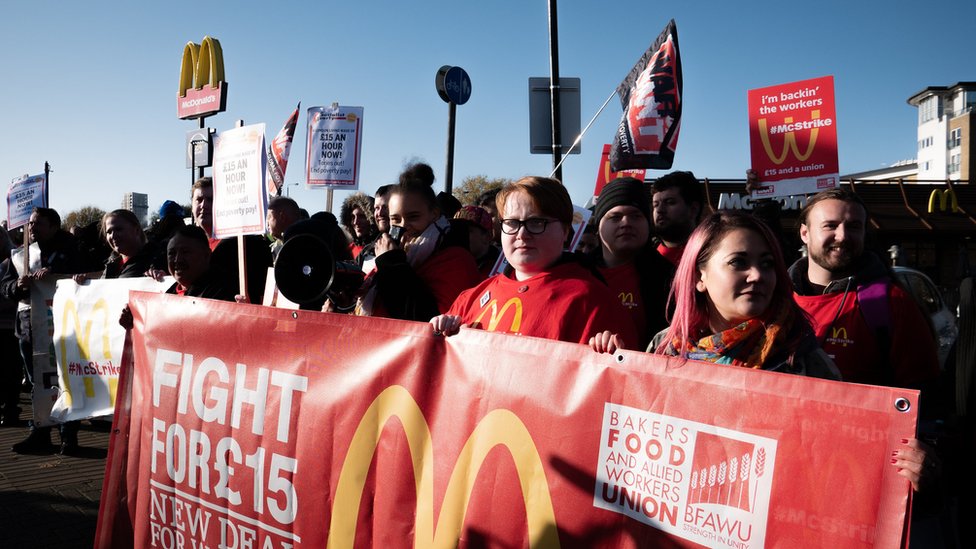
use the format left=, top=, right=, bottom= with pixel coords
left=178, top=36, right=227, bottom=179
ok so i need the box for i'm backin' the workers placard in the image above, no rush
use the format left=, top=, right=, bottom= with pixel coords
left=748, top=75, right=839, bottom=199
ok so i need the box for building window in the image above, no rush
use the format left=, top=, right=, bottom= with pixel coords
left=949, top=128, right=962, bottom=148
left=949, top=153, right=961, bottom=174
left=920, top=97, right=938, bottom=123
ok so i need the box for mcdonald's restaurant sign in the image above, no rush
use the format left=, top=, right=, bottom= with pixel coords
left=97, top=293, right=919, bottom=548
left=928, top=188, right=960, bottom=213
left=747, top=76, right=839, bottom=199
left=177, top=36, right=227, bottom=120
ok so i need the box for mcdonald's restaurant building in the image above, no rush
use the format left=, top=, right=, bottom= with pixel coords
left=697, top=178, right=975, bottom=301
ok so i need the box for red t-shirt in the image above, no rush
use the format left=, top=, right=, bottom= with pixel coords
left=794, top=283, right=939, bottom=387
left=656, top=243, right=684, bottom=267
left=598, top=262, right=646, bottom=346
left=447, top=261, right=638, bottom=347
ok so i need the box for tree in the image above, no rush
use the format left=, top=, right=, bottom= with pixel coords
left=62, top=206, right=107, bottom=230
left=453, top=175, right=509, bottom=206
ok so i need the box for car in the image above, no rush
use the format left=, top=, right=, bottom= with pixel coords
left=893, top=266, right=959, bottom=369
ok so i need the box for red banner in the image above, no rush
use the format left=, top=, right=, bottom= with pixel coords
left=748, top=75, right=839, bottom=198
left=97, top=293, right=916, bottom=548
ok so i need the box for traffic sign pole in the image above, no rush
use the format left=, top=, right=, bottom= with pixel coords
left=445, top=102, right=457, bottom=193
left=435, top=65, right=471, bottom=196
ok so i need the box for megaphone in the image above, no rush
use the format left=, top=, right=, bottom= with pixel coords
left=274, top=220, right=364, bottom=306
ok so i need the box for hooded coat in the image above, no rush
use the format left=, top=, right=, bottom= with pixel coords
left=339, top=193, right=377, bottom=252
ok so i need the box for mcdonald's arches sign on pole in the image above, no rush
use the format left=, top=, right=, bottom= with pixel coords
left=748, top=75, right=838, bottom=199
left=97, top=293, right=916, bottom=548
left=177, top=36, right=228, bottom=120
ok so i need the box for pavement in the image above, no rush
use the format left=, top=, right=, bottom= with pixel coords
left=0, top=392, right=111, bottom=548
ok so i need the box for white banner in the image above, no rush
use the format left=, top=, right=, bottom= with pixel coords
left=50, top=277, right=171, bottom=423
left=306, top=105, right=363, bottom=188
left=212, top=123, right=268, bottom=239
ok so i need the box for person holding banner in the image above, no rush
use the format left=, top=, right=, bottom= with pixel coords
left=591, top=177, right=674, bottom=349
left=358, top=163, right=480, bottom=321
left=163, top=225, right=235, bottom=301
left=430, top=176, right=636, bottom=346
left=99, top=209, right=165, bottom=279
left=638, top=211, right=839, bottom=379
left=0, top=208, right=87, bottom=454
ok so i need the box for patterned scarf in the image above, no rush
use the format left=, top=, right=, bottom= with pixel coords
left=671, top=306, right=793, bottom=369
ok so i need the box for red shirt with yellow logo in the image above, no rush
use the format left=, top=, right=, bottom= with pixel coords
left=794, top=284, right=939, bottom=387
left=446, top=261, right=638, bottom=347
left=598, top=262, right=646, bottom=348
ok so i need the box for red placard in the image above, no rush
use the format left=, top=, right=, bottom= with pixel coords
left=594, top=143, right=647, bottom=200
left=748, top=76, right=839, bottom=198
left=97, top=293, right=915, bottom=548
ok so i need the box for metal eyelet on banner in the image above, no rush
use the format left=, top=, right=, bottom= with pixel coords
left=292, top=312, right=299, bottom=319
left=616, top=354, right=625, bottom=363
left=894, top=398, right=911, bottom=412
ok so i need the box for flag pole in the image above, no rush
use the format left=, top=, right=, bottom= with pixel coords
left=549, top=88, right=618, bottom=178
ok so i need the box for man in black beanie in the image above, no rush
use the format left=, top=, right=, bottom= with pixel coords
left=592, top=177, right=675, bottom=349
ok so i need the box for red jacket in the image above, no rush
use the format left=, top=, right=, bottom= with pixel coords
left=790, top=255, right=939, bottom=387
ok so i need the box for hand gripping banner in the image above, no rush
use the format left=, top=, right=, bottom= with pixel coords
left=610, top=19, right=682, bottom=172
left=97, top=293, right=917, bottom=548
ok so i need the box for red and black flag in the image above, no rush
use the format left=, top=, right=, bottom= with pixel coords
left=267, top=102, right=300, bottom=197
left=609, top=19, right=682, bottom=172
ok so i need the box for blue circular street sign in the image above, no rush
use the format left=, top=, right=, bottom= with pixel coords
left=442, top=66, right=472, bottom=105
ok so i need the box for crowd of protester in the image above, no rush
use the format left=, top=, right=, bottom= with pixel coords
left=0, top=161, right=964, bottom=546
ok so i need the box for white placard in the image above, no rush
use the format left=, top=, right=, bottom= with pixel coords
left=212, top=123, right=268, bottom=239
left=306, top=105, right=363, bottom=189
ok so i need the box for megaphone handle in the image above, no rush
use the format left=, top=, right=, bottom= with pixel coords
left=237, top=237, right=249, bottom=302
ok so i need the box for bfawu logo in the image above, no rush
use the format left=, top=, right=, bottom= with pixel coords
left=595, top=403, right=776, bottom=548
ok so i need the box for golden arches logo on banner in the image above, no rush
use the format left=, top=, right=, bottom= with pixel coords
left=328, top=385, right=560, bottom=549
left=758, top=110, right=821, bottom=165
left=179, top=36, right=224, bottom=97
left=928, top=189, right=959, bottom=213
left=58, top=298, right=116, bottom=406
left=474, top=297, right=523, bottom=332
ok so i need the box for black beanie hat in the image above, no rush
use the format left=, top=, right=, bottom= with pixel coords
left=594, top=177, right=651, bottom=226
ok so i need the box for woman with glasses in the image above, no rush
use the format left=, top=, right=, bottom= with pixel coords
left=430, top=176, right=636, bottom=346
left=358, top=163, right=481, bottom=321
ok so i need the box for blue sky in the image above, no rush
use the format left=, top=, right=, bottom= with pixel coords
left=1, top=1, right=973, bottom=220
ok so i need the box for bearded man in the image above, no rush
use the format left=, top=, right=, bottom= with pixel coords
left=789, top=188, right=937, bottom=388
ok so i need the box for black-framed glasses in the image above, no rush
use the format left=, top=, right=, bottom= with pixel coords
left=499, top=218, right=558, bottom=235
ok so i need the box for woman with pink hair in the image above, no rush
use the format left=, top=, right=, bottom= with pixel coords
left=594, top=211, right=941, bottom=501
left=632, top=211, right=837, bottom=377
